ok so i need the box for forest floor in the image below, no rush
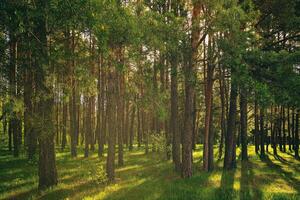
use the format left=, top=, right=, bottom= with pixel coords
left=0, top=144, right=299, bottom=200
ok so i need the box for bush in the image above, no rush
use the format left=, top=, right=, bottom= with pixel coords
left=87, top=161, right=108, bottom=185
left=149, top=132, right=171, bottom=159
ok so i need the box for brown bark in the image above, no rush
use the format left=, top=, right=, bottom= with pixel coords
left=106, top=65, right=117, bottom=182
left=282, top=107, right=286, bottom=152
left=203, top=36, right=215, bottom=172
left=99, top=55, right=106, bottom=157
left=84, top=96, right=92, bottom=158
left=34, top=0, right=58, bottom=188
left=223, top=77, right=238, bottom=170
left=129, top=103, right=136, bottom=151
left=61, top=96, right=67, bottom=151
left=170, top=57, right=181, bottom=172
left=24, top=66, right=36, bottom=159
left=295, top=110, right=299, bottom=159
left=218, top=64, right=226, bottom=159
left=260, top=108, right=265, bottom=157
left=182, top=0, right=202, bottom=178
left=287, top=107, right=292, bottom=151
left=117, top=71, right=124, bottom=166
left=254, top=99, right=260, bottom=153
left=240, top=87, right=248, bottom=161
left=9, top=33, right=21, bottom=157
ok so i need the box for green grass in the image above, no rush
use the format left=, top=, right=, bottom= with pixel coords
left=0, top=145, right=299, bottom=200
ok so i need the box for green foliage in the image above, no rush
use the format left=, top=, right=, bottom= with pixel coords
left=87, top=161, right=108, bottom=185
left=150, top=132, right=170, bottom=157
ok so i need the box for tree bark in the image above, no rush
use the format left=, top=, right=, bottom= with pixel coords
left=223, top=77, right=238, bottom=170
left=218, top=65, right=226, bottom=160
left=254, top=99, right=260, bottom=154
left=170, top=57, right=181, bottom=172
left=203, top=50, right=215, bottom=171
left=34, top=0, right=58, bottom=188
left=260, top=108, right=265, bottom=157
left=106, top=59, right=117, bottom=182
left=240, top=87, right=248, bottom=161
left=182, top=0, right=202, bottom=178
left=129, top=103, right=135, bottom=151
left=295, top=110, right=299, bottom=159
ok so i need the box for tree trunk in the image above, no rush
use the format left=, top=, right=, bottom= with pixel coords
left=282, top=107, right=286, bottom=152
left=137, top=106, right=142, bottom=147
left=272, top=106, right=278, bottom=155
left=106, top=66, right=116, bottom=182
left=254, top=99, right=260, bottom=153
left=292, top=108, right=295, bottom=151
left=295, top=110, right=299, bottom=159
left=218, top=64, right=226, bottom=160
left=182, top=0, right=202, bottom=178
left=117, top=71, right=124, bottom=166
left=279, top=107, right=283, bottom=151
left=9, top=33, right=21, bottom=157
left=24, top=63, right=36, bottom=160
left=287, top=107, right=292, bottom=151
left=203, top=50, right=214, bottom=171
left=223, top=77, right=238, bottom=170
left=260, top=108, right=265, bottom=157
left=129, top=103, right=135, bottom=151
left=240, top=87, right=248, bottom=161
left=170, top=57, right=181, bottom=172
left=34, top=0, right=58, bottom=188
left=99, top=55, right=106, bottom=157
left=61, top=98, right=67, bottom=151
left=37, top=99, right=58, bottom=189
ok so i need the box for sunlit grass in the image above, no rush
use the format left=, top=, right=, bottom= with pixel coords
left=0, top=145, right=299, bottom=200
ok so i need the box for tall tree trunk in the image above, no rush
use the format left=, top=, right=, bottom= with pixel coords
left=203, top=46, right=215, bottom=171
left=66, top=30, right=77, bottom=157
left=24, top=66, right=36, bottom=160
left=61, top=97, right=67, bottom=151
left=182, top=0, right=202, bottom=178
left=260, top=108, right=265, bottom=157
left=282, top=107, right=286, bottom=152
left=85, top=96, right=93, bottom=157
left=272, top=106, right=278, bottom=156
left=254, top=99, right=260, bottom=153
left=218, top=64, right=226, bottom=160
left=171, top=57, right=181, bottom=172
left=240, top=87, right=248, bottom=161
left=34, top=0, right=58, bottom=188
left=295, top=109, right=299, bottom=159
left=292, top=108, right=295, bottom=151
left=223, top=77, right=238, bottom=170
left=9, top=33, right=21, bottom=157
left=129, top=103, right=135, bottom=151
left=97, top=55, right=102, bottom=157
left=137, top=106, right=142, bottom=147
left=287, top=107, right=292, bottom=151
left=279, top=107, right=283, bottom=151
left=106, top=66, right=116, bottom=182
left=117, top=71, right=124, bottom=166
left=99, top=55, right=106, bottom=157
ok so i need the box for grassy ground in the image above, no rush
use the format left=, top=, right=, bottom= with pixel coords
left=0, top=144, right=299, bottom=200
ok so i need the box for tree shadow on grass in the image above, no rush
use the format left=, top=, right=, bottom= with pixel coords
left=101, top=172, right=214, bottom=200
left=38, top=180, right=101, bottom=200
left=5, top=188, right=38, bottom=200
left=272, top=153, right=300, bottom=174
left=214, top=169, right=236, bottom=200
left=101, top=151, right=214, bottom=200
left=240, top=161, right=263, bottom=200
left=260, top=155, right=300, bottom=194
